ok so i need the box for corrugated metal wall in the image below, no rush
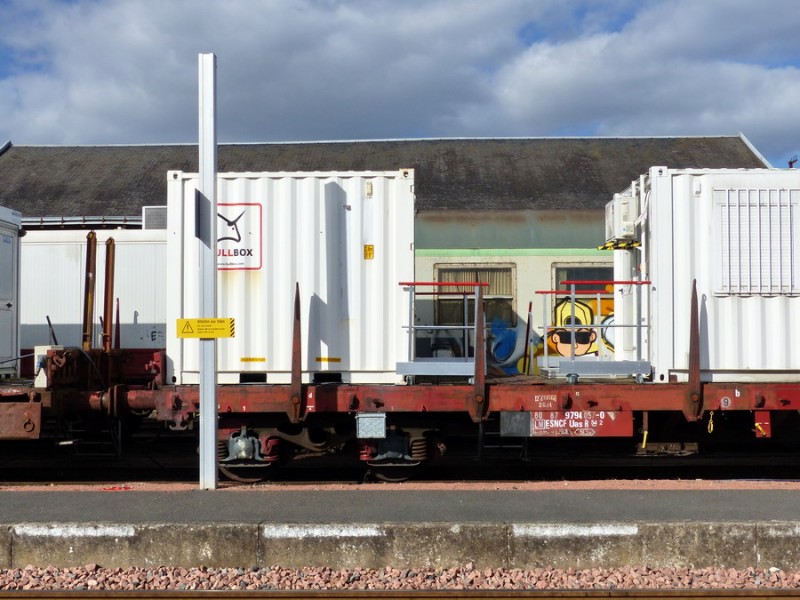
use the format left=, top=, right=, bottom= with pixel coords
left=0, top=207, right=20, bottom=375
left=20, top=230, right=167, bottom=350
left=647, top=169, right=800, bottom=381
left=166, top=170, right=415, bottom=385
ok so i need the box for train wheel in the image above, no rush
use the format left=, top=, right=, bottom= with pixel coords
left=217, top=439, right=273, bottom=483
left=218, top=463, right=272, bottom=484
left=366, top=461, right=421, bottom=483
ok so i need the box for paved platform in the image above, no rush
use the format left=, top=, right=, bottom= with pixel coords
left=2, top=486, right=800, bottom=570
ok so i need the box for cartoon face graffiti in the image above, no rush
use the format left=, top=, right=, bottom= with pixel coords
left=551, top=319, right=597, bottom=357
left=549, top=298, right=600, bottom=357
left=529, top=293, right=616, bottom=369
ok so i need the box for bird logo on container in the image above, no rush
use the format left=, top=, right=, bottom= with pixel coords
left=218, top=210, right=245, bottom=243
left=216, top=203, right=262, bottom=270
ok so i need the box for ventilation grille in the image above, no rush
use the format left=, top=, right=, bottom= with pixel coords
left=142, top=206, right=167, bottom=230
left=715, top=187, right=798, bottom=295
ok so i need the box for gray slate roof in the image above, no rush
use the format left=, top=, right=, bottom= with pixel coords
left=0, top=136, right=768, bottom=220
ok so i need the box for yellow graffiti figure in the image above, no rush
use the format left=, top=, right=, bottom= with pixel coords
left=550, top=298, right=599, bottom=357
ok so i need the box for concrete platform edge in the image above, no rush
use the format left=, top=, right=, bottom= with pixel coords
left=2, top=521, right=799, bottom=570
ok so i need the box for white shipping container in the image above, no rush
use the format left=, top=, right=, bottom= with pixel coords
left=612, top=167, right=800, bottom=382
left=0, top=206, right=21, bottom=377
left=166, top=170, right=415, bottom=385
left=20, top=230, right=167, bottom=350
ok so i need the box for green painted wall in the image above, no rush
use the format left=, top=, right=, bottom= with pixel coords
left=415, top=209, right=604, bottom=250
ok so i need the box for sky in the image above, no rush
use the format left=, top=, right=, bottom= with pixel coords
left=1, top=0, right=800, bottom=167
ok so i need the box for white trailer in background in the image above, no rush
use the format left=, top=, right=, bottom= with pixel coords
left=0, top=206, right=22, bottom=378
left=19, top=230, right=167, bottom=352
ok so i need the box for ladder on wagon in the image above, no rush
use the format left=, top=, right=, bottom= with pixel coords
left=535, top=279, right=652, bottom=383
left=396, top=281, right=488, bottom=381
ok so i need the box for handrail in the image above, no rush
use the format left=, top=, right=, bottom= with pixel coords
left=535, top=279, right=652, bottom=371
left=560, top=279, right=651, bottom=285
left=537, top=290, right=612, bottom=296
left=410, top=291, right=490, bottom=297
left=399, top=281, right=490, bottom=286
left=398, top=281, right=487, bottom=379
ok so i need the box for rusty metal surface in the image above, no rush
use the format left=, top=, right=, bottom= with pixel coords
left=128, top=378, right=800, bottom=440
left=289, top=281, right=303, bottom=423
left=102, top=237, right=116, bottom=352
left=470, top=285, right=487, bottom=423
left=81, top=231, right=97, bottom=352
left=0, top=401, right=40, bottom=439
left=686, top=279, right=702, bottom=422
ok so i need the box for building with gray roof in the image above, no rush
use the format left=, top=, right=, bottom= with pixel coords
left=0, top=135, right=770, bottom=248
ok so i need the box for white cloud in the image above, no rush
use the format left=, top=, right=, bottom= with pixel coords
left=0, top=0, right=798, bottom=165
left=446, top=0, right=800, bottom=165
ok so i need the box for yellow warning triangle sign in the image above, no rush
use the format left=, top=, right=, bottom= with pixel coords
left=177, top=317, right=234, bottom=338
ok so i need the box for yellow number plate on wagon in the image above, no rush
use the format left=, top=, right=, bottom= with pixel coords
left=177, top=318, right=235, bottom=338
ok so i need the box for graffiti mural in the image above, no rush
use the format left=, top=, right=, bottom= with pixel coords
left=544, top=296, right=615, bottom=358
left=424, top=295, right=616, bottom=376
left=504, top=295, right=617, bottom=375
left=488, top=318, right=537, bottom=375
left=481, top=295, right=616, bottom=375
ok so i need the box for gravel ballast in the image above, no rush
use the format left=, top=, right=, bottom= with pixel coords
left=2, top=565, right=800, bottom=591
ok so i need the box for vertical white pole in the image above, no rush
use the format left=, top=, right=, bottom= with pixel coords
left=198, top=53, right=218, bottom=489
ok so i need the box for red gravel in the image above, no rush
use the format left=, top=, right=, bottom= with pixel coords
left=6, top=479, right=800, bottom=492
left=1, top=564, right=799, bottom=590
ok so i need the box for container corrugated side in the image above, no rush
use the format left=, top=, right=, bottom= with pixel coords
left=20, top=230, right=167, bottom=350
left=166, top=170, right=415, bottom=385
left=0, top=206, right=21, bottom=376
left=635, top=168, right=800, bottom=382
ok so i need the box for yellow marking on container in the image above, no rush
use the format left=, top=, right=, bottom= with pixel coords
left=241, top=357, right=266, bottom=363
left=315, top=357, right=342, bottom=363
left=176, top=318, right=235, bottom=339
left=363, top=244, right=374, bottom=260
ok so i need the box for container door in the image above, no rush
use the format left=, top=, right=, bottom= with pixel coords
left=0, top=227, right=17, bottom=371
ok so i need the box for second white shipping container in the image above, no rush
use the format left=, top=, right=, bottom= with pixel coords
left=610, top=167, right=800, bottom=382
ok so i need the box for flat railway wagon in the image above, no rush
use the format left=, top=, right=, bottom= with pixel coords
left=2, top=166, right=800, bottom=482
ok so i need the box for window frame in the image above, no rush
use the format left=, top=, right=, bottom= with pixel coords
left=551, top=263, right=615, bottom=293
left=433, top=262, right=516, bottom=326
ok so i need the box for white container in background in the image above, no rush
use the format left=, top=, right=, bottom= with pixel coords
left=20, top=229, right=167, bottom=351
left=0, top=205, right=21, bottom=377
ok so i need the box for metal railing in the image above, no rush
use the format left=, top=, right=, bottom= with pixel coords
left=535, top=279, right=651, bottom=382
left=396, top=281, right=488, bottom=378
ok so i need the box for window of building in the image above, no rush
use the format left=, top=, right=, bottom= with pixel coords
left=434, top=264, right=515, bottom=326
left=553, top=265, right=614, bottom=293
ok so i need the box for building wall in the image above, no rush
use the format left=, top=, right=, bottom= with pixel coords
left=416, top=209, right=603, bottom=249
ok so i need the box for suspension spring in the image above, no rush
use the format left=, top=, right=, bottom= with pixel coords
left=409, top=438, right=428, bottom=461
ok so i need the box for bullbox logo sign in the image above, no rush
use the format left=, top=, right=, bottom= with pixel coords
left=217, top=202, right=262, bottom=270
